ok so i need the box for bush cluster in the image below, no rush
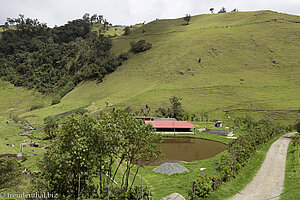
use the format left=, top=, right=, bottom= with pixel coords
left=130, top=40, right=152, bottom=53
left=190, top=117, right=286, bottom=198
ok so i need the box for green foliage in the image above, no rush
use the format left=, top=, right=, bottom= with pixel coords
left=123, top=27, right=131, bottom=35
left=0, top=158, right=21, bottom=190
left=130, top=40, right=152, bottom=53
left=43, top=116, right=58, bottom=139
left=118, top=52, right=129, bottom=61
left=293, top=132, right=300, bottom=146
left=100, top=186, right=152, bottom=200
left=36, top=110, right=161, bottom=199
left=183, top=14, right=191, bottom=25
left=155, top=96, right=185, bottom=120
left=295, top=120, right=300, bottom=133
left=191, top=175, right=213, bottom=198
left=0, top=14, right=123, bottom=96
left=51, top=94, right=61, bottom=105
left=168, top=96, right=184, bottom=120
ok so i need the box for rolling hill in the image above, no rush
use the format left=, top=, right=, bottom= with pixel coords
left=15, top=10, right=300, bottom=125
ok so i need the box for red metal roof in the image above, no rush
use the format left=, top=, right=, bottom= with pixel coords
left=145, top=121, right=195, bottom=129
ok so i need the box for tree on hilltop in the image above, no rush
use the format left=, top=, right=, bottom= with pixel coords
left=184, top=14, right=191, bottom=25
left=218, top=7, right=227, bottom=13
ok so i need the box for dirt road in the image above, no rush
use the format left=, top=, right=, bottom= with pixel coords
left=229, top=132, right=297, bottom=200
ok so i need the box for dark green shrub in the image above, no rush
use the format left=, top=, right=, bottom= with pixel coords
left=118, top=52, right=129, bottom=61
left=51, top=94, right=61, bottom=105
left=130, top=40, right=152, bottom=53
left=43, top=116, right=58, bottom=139
left=295, top=121, right=300, bottom=133
left=0, top=158, right=21, bottom=190
left=191, top=175, right=213, bottom=198
left=30, top=102, right=45, bottom=111
left=123, top=27, right=131, bottom=35
left=211, top=175, right=223, bottom=190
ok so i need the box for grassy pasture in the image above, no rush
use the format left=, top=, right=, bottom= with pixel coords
left=20, top=10, right=300, bottom=126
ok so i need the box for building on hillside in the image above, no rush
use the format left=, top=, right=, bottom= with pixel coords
left=215, top=121, right=223, bottom=128
left=135, top=116, right=155, bottom=121
left=145, top=121, right=195, bottom=135
left=202, top=129, right=234, bottom=137
left=135, top=116, right=177, bottom=121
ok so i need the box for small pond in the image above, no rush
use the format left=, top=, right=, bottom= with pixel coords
left=143, top=137, right=227, bottom=166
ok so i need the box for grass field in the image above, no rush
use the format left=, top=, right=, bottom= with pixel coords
left=0, top=79, right=51, bottom=117
left=281, top=140, right=300, bottom=200
left=18, top=10, right=300, bottom=127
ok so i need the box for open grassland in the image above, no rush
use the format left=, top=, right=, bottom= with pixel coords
left=92, top=23, right=143, bottom=37
left=281, top=141, right=300, bottom=200
left=0, top=116, right=46, bottom=171
left=0, top=79, right=51, bottom=117
left=0, top=116, right=23, bottom=154
left=20, top=10, right=300, bottom=126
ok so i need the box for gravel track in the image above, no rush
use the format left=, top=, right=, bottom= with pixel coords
left=229, top=132, right=297, bottom=200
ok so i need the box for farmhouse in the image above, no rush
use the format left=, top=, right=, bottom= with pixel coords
left=145, top=120, right=195, bottom=135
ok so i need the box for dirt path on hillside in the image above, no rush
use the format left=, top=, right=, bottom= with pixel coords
left=229, top=132, right=297, bottom=200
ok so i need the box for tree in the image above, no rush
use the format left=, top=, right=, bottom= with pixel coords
left=130, top=40, right=152, bottom=53
left=43, top=116, right=58, bottom=139
left=218, top=7, right=226, bottom=13
left=183, top=14, right=191, bottom=25
left=39, top=114, right=98, bottom=199
left=210, top=8, right=214, bottom=14
left=123, top=26, right=131, bottom=35
left=37, top=111, right=161, bottom=199
left=168, top=96, right=184, bottom=120
left=0, top=158, right=21, bottom=190
left=82, top=13, right=90, bottom=22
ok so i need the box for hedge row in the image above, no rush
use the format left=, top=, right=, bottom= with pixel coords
left=190, top=118, right=287, bottom=198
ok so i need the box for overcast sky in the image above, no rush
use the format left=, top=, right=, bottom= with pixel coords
left=1, top=0, right=299, bottom=27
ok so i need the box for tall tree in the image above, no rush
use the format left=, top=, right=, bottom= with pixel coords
left=168, top=96, right=184, bottom=120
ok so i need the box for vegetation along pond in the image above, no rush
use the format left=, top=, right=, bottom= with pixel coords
left=145, top=137, right=227, bottom=166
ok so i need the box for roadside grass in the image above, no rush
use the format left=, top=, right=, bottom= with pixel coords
left=280, top=141, right=300, bottom=200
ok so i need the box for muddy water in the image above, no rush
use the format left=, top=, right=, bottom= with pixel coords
left=145, top=137, right=227, bottom=166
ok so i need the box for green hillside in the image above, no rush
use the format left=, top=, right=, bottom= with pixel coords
left=0, top=79, right=50, bottom=117
left=20, top=10, right=300, bottom=125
